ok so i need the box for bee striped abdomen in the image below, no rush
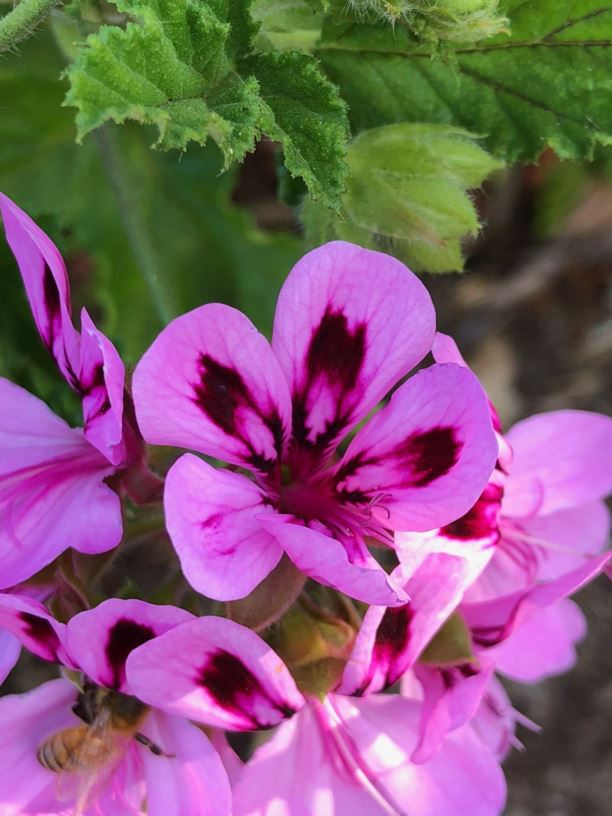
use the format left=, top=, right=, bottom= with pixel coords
left=37, top=726, right=108, bottom=774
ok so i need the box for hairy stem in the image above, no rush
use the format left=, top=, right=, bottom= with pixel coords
left=95, top=126, right=175, bottom=326
left=0, top=0, right=59, bottom=52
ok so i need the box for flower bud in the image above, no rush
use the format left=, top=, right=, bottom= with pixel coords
left=350, top=0, right=508, bottom=44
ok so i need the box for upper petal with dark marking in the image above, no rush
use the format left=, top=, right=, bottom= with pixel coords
left=272, top=241, right=435, bottom=457
left=65, top=598, right=194, bottom=692
left=133, top=304, right=291, bottom=473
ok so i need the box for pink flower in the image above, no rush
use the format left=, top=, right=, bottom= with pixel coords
left=232, top=693, right=506, bottom=816
left=403, top=553, right=610, bottom=763
left=132, top=242, right=498, bottom=605
left=0, top=597, right=304, bottom=815
left=397, top=332, right=612, bottom=601
left=227, top=559, right=506, bottom=816
left=0, top=193, right=146, bottom=588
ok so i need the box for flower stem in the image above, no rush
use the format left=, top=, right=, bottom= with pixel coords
left=95, top=126, right=175, bottom=326
left=0, top=0, right=59, bottom=52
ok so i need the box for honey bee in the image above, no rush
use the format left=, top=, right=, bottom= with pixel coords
left=38, top=677, right=170, bottom=776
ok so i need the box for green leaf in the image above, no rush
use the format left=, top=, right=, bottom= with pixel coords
left=251, top=0, right=327, bottom=50
left=66, top=1, right=348, bottom=203
left=1, top=30, right=303, bottom=372
left=317, top=1, right=612, bottom=162
left=240, top=51, right=349, bottom=207
left=304, top=123, right=502, bottom=272
left=65, top=0, right=262, bottom=164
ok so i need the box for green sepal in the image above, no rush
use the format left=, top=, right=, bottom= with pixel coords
left=303, top=123, right=502, bottom=272
left=419, top=613, right=475, bottom=667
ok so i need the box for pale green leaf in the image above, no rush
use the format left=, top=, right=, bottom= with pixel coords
left=317, top=1, right=612, bottom=161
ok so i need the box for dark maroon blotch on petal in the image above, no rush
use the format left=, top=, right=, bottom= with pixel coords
left=192, top=355, right=283, bottom=470
left=291, top=308, right=367, bottom=452
left=105, top=618, right=156, bottom=689
left=442, top=484, right=502, bottom=542
left=198, top=649, right=295, bottom=728
left=397, top=427, right=463, bottom=487
left=440, top=663, right=479, bottom=689
left=355, top=604, right=414, bottom=695
left=42, top=266, right=61, bottom=332
left=19, top=612, right=60, bottom=660
left=193, top=355, right=250, bottom=437
left=307, top=309, right=366, bottom=392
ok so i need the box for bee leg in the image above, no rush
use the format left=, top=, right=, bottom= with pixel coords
left=134, top=732, right=175, bottom=758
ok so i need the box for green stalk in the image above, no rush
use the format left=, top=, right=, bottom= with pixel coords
left=95, top=126, right=175, bottom=326
left=0, top=0, right=59, bottom=53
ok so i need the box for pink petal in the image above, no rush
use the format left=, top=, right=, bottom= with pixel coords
left=133, top=304, right=291, bottom=473
left=0, top=678, right=77, bottom=815
left=259, top=515, right=405, bottom=606
left=487, top=598, right=586, bottom=682
left=79, top=308, right=127, bottom=467
left=233, top=705, right=374, bottom=816
left=395, top=477, right=504, bottom=592
left=510, top=500, right=611, bottom=582
left=140, top=711, right=231, bottom=816
left=432, top=333, right=503, bottom=433
left=338, top=553, right=470, bottom=696
left=0, top=379, right=122, bottom=588
left=410, top=661, right=495, bottom=764
left=126, top=616, right=304, bottom=731
left=504, top=410, right=612, bottom=516
left=334, top=364, right=498, bottom=531
left=470, top=676, right=534, bottom=760
left=164, top=454, right=283, bottom=601
left=0, top=630, right=20, bottom=684
left=0, top=192, right=81, bottom=390
left=462, top=552, right=610, bottom=651
left=272, top=241, right=435, bottom=456
left=332, top=694, right=506, bottom=816
left=65, top=598, right=194, bottom=693
left=0, top=593, right=72, bottom=667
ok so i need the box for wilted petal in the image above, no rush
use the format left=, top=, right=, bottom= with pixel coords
left=338, top=553, right=469, bottom=696
left=133, top=305, right=291, bottom=473
left=0, top=379, right=121, bottom=588
left=0, top=193, right=81, bottom=390
left=0, top=678, right=77, bottom=816
left=486, top=598, right=586, bottom=682
left=334, top=364, right=498, bottom=531
left=272, top=241, right=435, bottom=456
left=259, top=516, right=405, bottom=606
left=79, top=308, right=127, bottom=467
left=504, top=410, right=612, bottom=516
left=164, top=454, right=283, bottom=601
left=140, top=710, right=231, bottom=816
left=126, top=616, right=304, bottom=731
left=65, top=598, right=194, bottom=693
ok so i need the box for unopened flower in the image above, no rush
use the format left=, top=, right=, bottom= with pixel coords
left=133, top=242, right=497, bottom=605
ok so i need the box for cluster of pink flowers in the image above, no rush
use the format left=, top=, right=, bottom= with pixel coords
left=0, top=191, right=610, bottom=815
